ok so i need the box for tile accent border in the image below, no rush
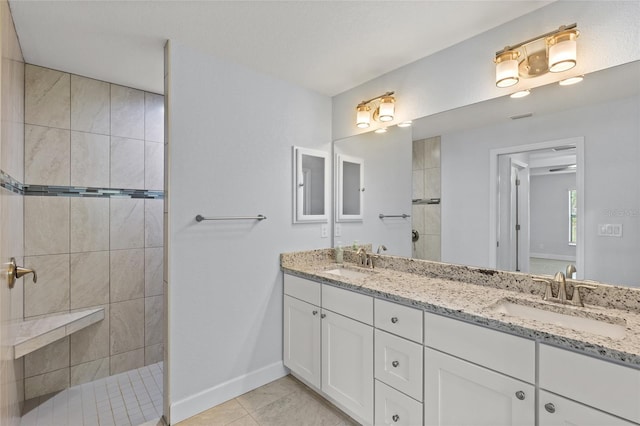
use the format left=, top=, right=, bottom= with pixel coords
left=0, top=169, right=163, bottom=199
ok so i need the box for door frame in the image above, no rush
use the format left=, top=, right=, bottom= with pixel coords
left=488, top=137, right=585, bottom=279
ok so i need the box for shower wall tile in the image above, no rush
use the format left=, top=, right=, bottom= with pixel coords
left=1, top=54, right=25, bottom=181
left=70, top=304, right=110, bottom=365
left=24, top=254, right=70, bottom=317
left=110, top=298, right=144, bottom=355
left=145, top=142, right=164, bottom=190
left=411, top=205, right=425, bottom=234
left=71, top=75, right=110, bottom=134
left=24, top=367, right=69, bottom=400
left=424, top=204, right=441, bottom=235
left=110, top=198, right=144, bottom=250
left=70, top=357, right=110, bottom=386
left=145, top=343, right=163, bottom=366
left=110, top=248, right=144, bottom=303
left=145, top=247, right=163, bottom=297
left=424, top=136, right=441, bottom=169
left=111, top=85, right=144, bottom=140
left=424, top=168, right=441, bottom=198
left=24, top=124, right=70, bottom=185
left=24, top=196, right=70, bottom=256
left=145, top=295, right=163, bottom=347
left=70, top=197, right=109, bottom=252
left=424, top=234, right=441, bottom=262
left=25, top=65, right=70, bottom=129
left=412, top=170, right=424, bottom=200
left=145, top=199, right=163, bottom=248
left=110, top=136, right=144, bottom=189
left=24, top=337, right=69, bottom=378
left=412, top=139, right=424, bottom=171
left=70, top=251, right=109, bottom=309
left=110, top=348, right=144, bottom=375
left=70, top=131, right=110, bottom=187
left=145, top=92, right=164, bottom=143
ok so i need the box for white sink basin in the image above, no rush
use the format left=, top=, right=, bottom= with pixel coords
left=492, top=299, right=626, bottom=340
left=324, top=267, right=372, bottom=280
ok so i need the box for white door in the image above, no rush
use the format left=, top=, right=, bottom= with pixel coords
left=322, top=309, right=374, bottom=425
left=283, top=295, right=321, bottom=388
left=539, top=390, right=636, bottom=426
left=424, top=348, right=534, bottom=426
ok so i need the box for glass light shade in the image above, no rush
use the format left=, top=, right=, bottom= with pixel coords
left=548, top=31, right=578, bottom=73
left=356, top=105, right=370, bottom=128
left=397, top=120, right=412, bottom=128
left=374, top=127, right=387, bottom=134
left=510, top=90, right=530, bottom=99
left=559, top=76, right=584, bottom=86
left=378, top=96, right=395, bottom=122
left=495, top=52, right=520, bottom=88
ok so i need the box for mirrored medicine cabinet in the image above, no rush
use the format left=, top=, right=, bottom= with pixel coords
left=336, top=154, right=364, bottom=222
left=293, top=146, right=330, bottom=223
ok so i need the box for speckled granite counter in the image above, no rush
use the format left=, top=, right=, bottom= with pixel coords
left=281, top=249, right=640, bottom=368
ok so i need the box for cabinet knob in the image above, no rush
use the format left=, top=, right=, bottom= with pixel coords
left=392, top=360, right=399, bottom=368
left=392, top=414, right=399, bottom=422
left=391, top=317, right=399, bottom=324
left=544, top=403, right=556, bottom=414
left=320, top=313, right=326, bottom=319
left=515, top=391, right=525, bottom=400
left=312, top=310, right=318, bottom=316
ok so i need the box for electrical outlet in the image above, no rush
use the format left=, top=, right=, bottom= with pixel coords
left=334, top=223, right=342, bottom=237
left=321, top=224, right=328, bottom=238
left=598, top=224, right=623, bottom=237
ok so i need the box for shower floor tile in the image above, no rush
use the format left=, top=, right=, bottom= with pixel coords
left=20, top=362, right=164, bottom=426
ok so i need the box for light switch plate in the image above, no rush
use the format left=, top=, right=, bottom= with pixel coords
left=321, top=224, right=328, bottom=238
left=334, top=223, right=342, bottom=237
left=598, top=224, right=622, bottom=237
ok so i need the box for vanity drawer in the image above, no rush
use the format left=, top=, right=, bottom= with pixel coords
left=322, top=285, right=373, bottom=325
left=374, top=299, right=423, bottom=343
left=424, top=312, right=535, bottom=383
left=284, top=274, right=320, bottom=306
left=375, top=380, right=423, bottom=426
left=539, top=344, right=640, bottom=423
left=375, top=329, right=423, bottom=401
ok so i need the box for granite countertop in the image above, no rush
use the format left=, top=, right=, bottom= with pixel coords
left=281, top=249, right=640, bottom=369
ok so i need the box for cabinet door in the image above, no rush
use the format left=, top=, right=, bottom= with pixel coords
left=322, top=309, right=374, bottom=425
left=539, top=390, right=637, bottom=426
left=283, top=295, right=321, bottom=388
left=424, top=348, right=534, bottom=426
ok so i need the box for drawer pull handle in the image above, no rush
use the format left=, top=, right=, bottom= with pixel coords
left=312, top=310, right=318, bottom=315
left=544, top=403, right=556, bottom=414
left=392, top=414, right=399, bottom=422
left=391, top=317, right=399, bottom=323
left=392, top=360, right=399, bottom=368
left=320, top=313, right=326, bottom=319
left=515, top=391, right=525, bottom=400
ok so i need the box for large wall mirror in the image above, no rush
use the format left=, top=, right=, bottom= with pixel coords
left=333, top=61, right=640, bottom=287
left=336, top=154, right=364, bottom=221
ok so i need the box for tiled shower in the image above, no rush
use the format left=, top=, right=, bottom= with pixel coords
left=21, top=65, right=164, bottom=400
left=412, top=136, right=441, bottom=261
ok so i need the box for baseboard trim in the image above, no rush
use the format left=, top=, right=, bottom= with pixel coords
left=530, top=253, right=576, bottom=262
left=169, top=361, right=287, bottom=424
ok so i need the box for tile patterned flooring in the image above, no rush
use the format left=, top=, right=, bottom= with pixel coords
left=19, top=362, right=163, bottom=426
left=177, top=375, right=358, bottom=426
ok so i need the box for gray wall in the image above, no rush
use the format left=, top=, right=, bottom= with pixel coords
left=441, top=95, right=639, bottom=287
left=165, top=41, right=332, bottom=423
left=530, top=173, right=577, bottom=259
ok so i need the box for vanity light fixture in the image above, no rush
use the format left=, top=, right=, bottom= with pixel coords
left=510, top=89, right=531, bottom=99
left=559, top=75, right=584, bottom=86
left=355, top=91, right=395, bottom=129
left=495, top=24, right=579, bottom=88
left=397, top=120, right=413, bottom=128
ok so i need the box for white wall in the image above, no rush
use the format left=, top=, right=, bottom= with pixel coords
left=334, top=126, right=412, bottom=257
left=165, top=41, right=332, bottom=423
left=332, top=1, right=640, bottom=140
left=441, top=95, right=639, bottom=287
left=530, top=173, right=577, bottom=259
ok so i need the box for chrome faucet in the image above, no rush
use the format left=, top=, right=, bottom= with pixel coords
left=356, top=247, right=368, bottom=267
left=376, top=245, right=387, bottom=254
left=533, top=271, right=596, bottom=307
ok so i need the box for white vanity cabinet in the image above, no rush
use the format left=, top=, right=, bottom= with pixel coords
left=424, top=313, right=536, bottom=426
left=283, top=274, right=374, bottom=425
left=538, top=344, right=640, bottom=425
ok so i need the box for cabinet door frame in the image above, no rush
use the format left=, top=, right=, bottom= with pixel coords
left=283, top=295, right=321, bottom=388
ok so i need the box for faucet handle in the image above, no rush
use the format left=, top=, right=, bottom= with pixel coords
left=571, top=284, right=597, bottom=307
left=533, top=278, right=554, bottom=301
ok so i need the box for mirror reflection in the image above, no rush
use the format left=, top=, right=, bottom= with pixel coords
left=334, top=61, right=640, bottom=287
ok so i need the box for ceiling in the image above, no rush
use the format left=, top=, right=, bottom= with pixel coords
left=9, top=1, right=550, bottom=96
